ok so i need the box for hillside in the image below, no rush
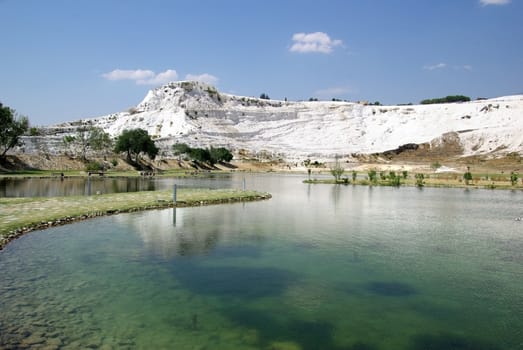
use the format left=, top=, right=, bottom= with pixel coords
left=21, top=81, right=523, bottom=162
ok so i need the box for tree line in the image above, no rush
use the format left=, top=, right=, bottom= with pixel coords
left=0, top=101, right=235, bottom=170
left=420, top=95, right=471, bottom=105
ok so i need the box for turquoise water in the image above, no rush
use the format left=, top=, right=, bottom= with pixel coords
left=1, top=175, right=522, bottom=349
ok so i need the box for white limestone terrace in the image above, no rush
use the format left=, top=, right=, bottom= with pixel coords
left=46, top=80, right=523, bottom=161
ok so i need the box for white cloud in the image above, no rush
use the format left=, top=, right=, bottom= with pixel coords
left=290, top=32, right=343, bottom=54
left=138, top=69, right=178, bottom=85
left=480, top=0, right=510, bottom=6
left=423, top=63, right=447, bottom=70
left=315, top=87, right=352, bottom=97
left=102, top=69, right=178, bottom=85
left=185, top=73, right=219, bottom=85
left=102, top=69, right=155, bottom=81
left=463, top=65, right=473, bottom=71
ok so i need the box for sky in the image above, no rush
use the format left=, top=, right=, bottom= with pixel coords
left=1, top=0, right=522, bottom=126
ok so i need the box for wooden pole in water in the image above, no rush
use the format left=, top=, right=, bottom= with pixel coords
left=173, top=184, right=177, bottom=204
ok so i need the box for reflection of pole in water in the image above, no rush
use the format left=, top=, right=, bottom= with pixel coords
left=87, top=177, right=92, bottom=196
left=172, top=207, right=177, bottom=226
left=243, top=178, right=246, bottom=190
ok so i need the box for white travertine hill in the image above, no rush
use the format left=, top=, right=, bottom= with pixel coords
left=44, top=81, right=523, bottom=161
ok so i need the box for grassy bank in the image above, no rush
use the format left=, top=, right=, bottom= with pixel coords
left=0, top=188, right=271, bottom=250
left=304, top=177, right=523, bottom=190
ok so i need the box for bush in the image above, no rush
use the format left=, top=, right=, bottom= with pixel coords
left=388, top=171, right=401, bottom=186
left=463, top=171, right=473, bottom=185
left=368, top=170, right=377, bottom=184
left=85, top=161, right=104, bottom=171
left=415, top=173, right=425, bottom=187
left=29, top=127, right=41, bottom=136
left=510, top=171, right=519, bottom=186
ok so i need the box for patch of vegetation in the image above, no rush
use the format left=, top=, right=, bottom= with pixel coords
left=368, top=170, right=378, bottom=184
left=259, top=93, right=270, bottom=100
left=510, top=171, right=519, bottom=186
left=431, top=161, right=442, bottom=170
left=85, top=161, right=104, bottom=171
left=173, top=143, right=233, bottom=166
left=29, top=127, right=42, bottom=136
left=420, top=95, right=471, bottom=105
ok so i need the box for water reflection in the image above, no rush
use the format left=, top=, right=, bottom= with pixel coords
left=0, top=173, right=240, bottom=197
left=121, top=203, right=256, bottom=259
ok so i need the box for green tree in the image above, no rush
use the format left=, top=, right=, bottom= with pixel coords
left=89, top=127, right=113, bottom=154
left=352, top=170, right=357, bottom=182
left=330, top=157, right=344, bottom=181
left=510, top=171, right=519, bottom=186
left=209, top=147, right=233, bottom=163
left=463, top=171, right=473, bottom=185
left=188, top=147, right=212, bottom=163
left=259, top=93, right=270, bottom=100
left=0, top=102, right=29, bottom=158
left=114, top=128, right=158, bottom=162
left=63, top=126, right=112, bottom=160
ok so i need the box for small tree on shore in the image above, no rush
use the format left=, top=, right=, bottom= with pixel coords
left=330, top=157, right=344, bottom=181
left=463, top=170, right=473, bottom=185
left=368, top=169, right=377, bottom=184
left=415, top=173, right=425, bottom=187
left=510, top=171, right=519, bottom=186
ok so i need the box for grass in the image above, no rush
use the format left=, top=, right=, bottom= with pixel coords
left=0, top=188, right=271, bottom=249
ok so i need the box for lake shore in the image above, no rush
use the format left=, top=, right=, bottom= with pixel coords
left=0, top=188, right=271, bottom=250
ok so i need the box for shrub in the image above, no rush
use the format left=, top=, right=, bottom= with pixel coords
left=510, top=171, right=519, bottom=186
left=415, top=173, right=425, bottom=187
left=431, top=161, right=442, bottom=170
left=330, top=158, right=345, bottom=181
left=402, top=170, right=408, bottom=179
left=29, top=127, right=41, bottom=136
left=368, top=170, right=377, bottom=184
left=85, top=161, right=104, bottom=171
left=388, top=171, right=401, bottom=186
left=463, top=171, right=473, bottom=185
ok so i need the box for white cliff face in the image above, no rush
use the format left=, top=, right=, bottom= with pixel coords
left=45, top=81, right=523, bottom=161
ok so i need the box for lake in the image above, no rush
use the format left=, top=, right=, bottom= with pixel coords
left=0, top=174, right=522, bottom=349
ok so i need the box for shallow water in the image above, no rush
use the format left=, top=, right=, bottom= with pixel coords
left=1, top=174, right=522, bottom=349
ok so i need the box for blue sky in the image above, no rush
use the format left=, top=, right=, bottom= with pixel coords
left=1, top=0, right=521, bottom=125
